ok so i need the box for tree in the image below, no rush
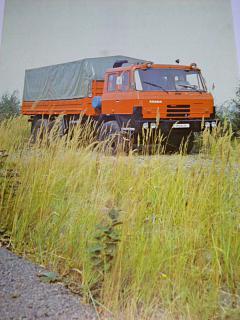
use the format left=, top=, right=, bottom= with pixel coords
left=231, top=83, right=240, bottom=131
left=0, top=91, right=20, bottom=121
left=217, top=83, right=240, bottom=133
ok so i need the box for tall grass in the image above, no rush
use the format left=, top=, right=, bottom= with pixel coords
left=0, top=117, right=240, bottom=319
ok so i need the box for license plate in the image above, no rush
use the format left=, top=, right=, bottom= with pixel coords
left=172, top=123, right=190, bottom=128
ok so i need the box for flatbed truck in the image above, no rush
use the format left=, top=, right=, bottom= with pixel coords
left=22, top=55, right=216, bottom=152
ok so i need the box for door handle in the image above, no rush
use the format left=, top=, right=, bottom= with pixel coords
left=116, top=100, right=120, bottom=102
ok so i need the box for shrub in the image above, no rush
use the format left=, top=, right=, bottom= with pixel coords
left=0, top=91, right=20, bottom=121
left=217, top=83, right=240, bottom=133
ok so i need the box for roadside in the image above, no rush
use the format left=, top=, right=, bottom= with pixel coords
left=0, top=248, right=97, bottom=320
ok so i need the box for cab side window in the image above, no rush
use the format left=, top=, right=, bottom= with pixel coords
left=119, top=71, right=130, bottom=91
left=108, top=74, right=117, bottom=92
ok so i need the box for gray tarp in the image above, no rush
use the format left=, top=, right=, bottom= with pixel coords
left=23, top=55, right=145, bottom=101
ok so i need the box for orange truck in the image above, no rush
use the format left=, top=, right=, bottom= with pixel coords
left=22, top=55, right=216, bottom=151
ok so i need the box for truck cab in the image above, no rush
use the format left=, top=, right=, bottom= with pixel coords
left=101, top=62, right=216, bottom=132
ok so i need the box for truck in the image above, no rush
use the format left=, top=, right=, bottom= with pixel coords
left=22, top=55, right=217, bottom=152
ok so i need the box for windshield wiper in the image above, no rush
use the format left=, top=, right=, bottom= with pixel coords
left=143, top=81, right=169, bottom=93
left=176, top=84, right=201, bottom=91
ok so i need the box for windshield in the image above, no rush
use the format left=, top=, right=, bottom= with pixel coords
left=135, top=68, right=206, bottom=92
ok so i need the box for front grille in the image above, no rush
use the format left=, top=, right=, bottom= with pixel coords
left=167, top=105, right=190, bottom=118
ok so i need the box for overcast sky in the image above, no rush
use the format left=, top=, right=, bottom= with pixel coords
left=0, top=0, right=239, bottom=70
left=0, top=0, right=4, bottom=45
left=231, top=0, right=240, bottom=74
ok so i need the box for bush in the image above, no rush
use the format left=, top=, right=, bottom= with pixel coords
left=232, top=83, right=240, bottom=130
left=0, top=91, right=20, bottom=121
left=217, top=83, right=240, bottom=133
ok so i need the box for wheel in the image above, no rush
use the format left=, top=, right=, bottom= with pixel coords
left=98, top=121, right=131, bottom=154
left=31, top=116, right=39, bottom=134
left=30, top=117, right=66, bottom=143
left=31, top=119, right=44, bottom=143
left=30, top=118, right=54, bottom=143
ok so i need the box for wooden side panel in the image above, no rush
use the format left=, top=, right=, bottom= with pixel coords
left=22, top=80, right=104, bottom=116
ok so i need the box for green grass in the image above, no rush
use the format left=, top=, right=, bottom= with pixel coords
left=0, top=117, right=240, bottom=319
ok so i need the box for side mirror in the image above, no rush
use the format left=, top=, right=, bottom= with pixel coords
left=212, top=83, right=215, bottom=91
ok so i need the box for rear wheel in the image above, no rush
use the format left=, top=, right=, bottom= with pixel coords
left=31, top=119, right=45, bottom=143
left=30, top=117, right=66, bottom=143
left=31, top=118, right=55, bottom=143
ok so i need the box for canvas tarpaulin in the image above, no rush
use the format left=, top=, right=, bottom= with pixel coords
left=23, top=56, right=146, bottom=101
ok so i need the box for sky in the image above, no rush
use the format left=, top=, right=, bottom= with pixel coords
left=0, top=0, right=4, bottom=45
left=231, top=0, right=240, bottom=75
left=0, top=0, right=239, bottom=73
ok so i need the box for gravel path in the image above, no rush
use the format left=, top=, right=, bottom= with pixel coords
left=0, top=248, right=97, bottom=320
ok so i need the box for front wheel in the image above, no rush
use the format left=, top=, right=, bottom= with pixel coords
left=98, top=121, right=131, bottom=155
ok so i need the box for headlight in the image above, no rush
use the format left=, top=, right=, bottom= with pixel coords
left=143, top=123, right=149, bottom=129
left=205, top=122, right=210, bottom=128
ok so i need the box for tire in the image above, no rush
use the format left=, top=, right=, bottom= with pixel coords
left=31, top=119, right=43, bottom=143
left=30, top=119, right=53, bottom=143
left=31, top=116, right=39, bottom=135
left=98, top=121, right=130, bottom=155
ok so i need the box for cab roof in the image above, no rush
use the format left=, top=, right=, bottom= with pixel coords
left=106, top=63, right=201, bottom=73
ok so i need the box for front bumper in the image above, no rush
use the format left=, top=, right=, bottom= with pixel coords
left=134, top=118, right=218, bottom=133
